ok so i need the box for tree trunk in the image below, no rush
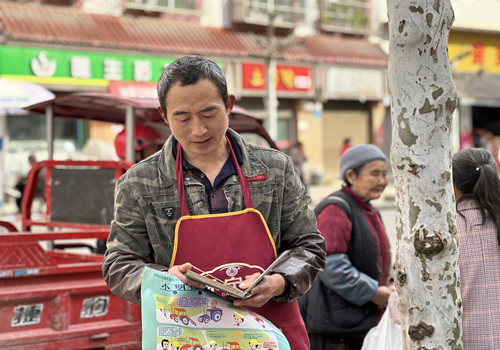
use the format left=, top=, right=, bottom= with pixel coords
left=387, top=0, right=462, bottom=348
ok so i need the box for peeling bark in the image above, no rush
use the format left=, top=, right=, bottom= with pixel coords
left=387, top=0, right=462, bottom=348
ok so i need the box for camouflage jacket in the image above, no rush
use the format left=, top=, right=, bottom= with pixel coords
left=103, top=128, right=326, bottom=305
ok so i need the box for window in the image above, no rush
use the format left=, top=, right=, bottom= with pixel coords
left=244, top=0, right=308, bottom=27
left=123, top=0, right=200, bottom=15
left=7, top=113, right=77, bottom=142
left=82, top=0, right=122, bottom=16
left=321, top=0, right=370, bottom=35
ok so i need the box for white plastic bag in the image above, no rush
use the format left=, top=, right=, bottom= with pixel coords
left=361, top=308, right=402, bottom=350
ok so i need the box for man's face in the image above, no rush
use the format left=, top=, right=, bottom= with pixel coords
left=162, top=79, right=233, bottom=164
left=162, top=340, right=169, bottom=349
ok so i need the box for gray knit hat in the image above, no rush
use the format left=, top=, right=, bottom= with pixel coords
left=340, top=144, right=386, bottom=179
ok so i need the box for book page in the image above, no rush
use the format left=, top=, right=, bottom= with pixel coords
left=185, top=250, right=291, bottom=299
left=184, top=270, right=246, bottom=299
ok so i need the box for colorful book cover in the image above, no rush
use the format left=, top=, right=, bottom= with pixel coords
left=141, top=266, right=291, bottom=350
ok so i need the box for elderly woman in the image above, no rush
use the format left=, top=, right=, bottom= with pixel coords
left=299, top=144, right=393, bottom=350
left=452, top=148, right=500, bottom=350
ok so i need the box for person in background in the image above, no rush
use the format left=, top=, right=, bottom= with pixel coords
left=94, top=125, right=164, bottom=254
left=15, top=154, right=44, bottom=213
left=452, top=148, right=500, bottom=350
left=288, top=141, right=307, bottom=187
left=299, top=144, right=393, bottom=350
left=114, top=124, right=163, bottom=162
left=103, top=55, right=326, bottom=349
left=340, top=137, right=352, bottom=156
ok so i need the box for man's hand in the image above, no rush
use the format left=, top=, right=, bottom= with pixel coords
left=232, top=273, right=286, bottom=308
left=166, top=263, right=206, bottom=290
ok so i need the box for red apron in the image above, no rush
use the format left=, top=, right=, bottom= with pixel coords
left=170, top=137, right=309, bottom=350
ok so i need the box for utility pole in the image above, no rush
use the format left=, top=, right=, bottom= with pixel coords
left=261, top=13, right=297, bottom=141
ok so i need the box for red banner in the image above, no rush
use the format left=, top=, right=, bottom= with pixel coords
left=242, top=63, right=312, bottom=91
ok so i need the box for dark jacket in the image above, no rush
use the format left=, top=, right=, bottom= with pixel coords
left=299, top=189, right=380, bottom=336
left=103, top=128, right=326, bottom=305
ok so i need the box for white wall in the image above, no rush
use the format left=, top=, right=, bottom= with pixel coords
left=372, top=0, right=500, bottom=32
left=452, top=0, right=500, bottom=32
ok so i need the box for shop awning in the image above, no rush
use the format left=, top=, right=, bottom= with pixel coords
left=454, top=73, right=500, bottom=108
left=23, top=92, right=279, bottom=149
left=0, top=77, right=55, bottom=113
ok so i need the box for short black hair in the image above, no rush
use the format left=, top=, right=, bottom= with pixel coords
left=157, top=56, right=228, bottom=117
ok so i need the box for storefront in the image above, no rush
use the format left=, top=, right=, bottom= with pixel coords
left=0, top=36, right=388, bottom=190
left=448, top=31, right=500, bottom=161
left=0, top=45, right=180, bottom=195
left=297, top=65, right=387, bottom=183
left=229, top=60, right=315, bottom=146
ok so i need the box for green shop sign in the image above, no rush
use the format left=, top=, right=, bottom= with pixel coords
left=0, top=45, right=178, bottom=86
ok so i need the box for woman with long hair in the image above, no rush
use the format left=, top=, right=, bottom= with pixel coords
left=452, top=147, right=500, bottom=349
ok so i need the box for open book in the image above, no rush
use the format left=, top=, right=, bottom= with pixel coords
left=185, top=250, right=291, bottom=299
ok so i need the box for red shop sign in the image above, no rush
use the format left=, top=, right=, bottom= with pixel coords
left=242, top=63, right=312, bottom=92
left=108, top=81, right=157, bottom=98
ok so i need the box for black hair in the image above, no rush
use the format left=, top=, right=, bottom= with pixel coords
left=452, top=147, right=500, bottom=244
left=157, top=56, right=228, bottom=117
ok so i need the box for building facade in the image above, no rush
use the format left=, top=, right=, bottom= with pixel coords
left=0, top=0, right=389, bottom=191
left=448, top=1, right=500, bottom=163
left=372, top=0, right=500, bottom=163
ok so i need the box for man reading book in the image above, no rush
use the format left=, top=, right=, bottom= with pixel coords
left=102, top=56, right=326, bottom=350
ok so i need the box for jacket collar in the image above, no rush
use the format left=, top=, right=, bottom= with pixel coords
left=170, top=131, right=243, bottom=169
left=342, top=185, right=374, bottom=211
left=158, top=128, right=269, bottom=184
left=457, top=198, right=480, bottom=211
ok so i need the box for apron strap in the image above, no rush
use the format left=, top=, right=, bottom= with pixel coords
left=176, top=135, right=253, bottom=216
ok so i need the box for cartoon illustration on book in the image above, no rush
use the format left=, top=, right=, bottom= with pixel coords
left=161, top=339, right=170, bottom=350
left=171, top=340, right=182, bottom=350
left=233, top=311, right=245, bottom=326
left=198, top=299, right=223, bottom=324
left=250, top=339, right=262, bottom=349
left=141, top=267, right=289, bottom=350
